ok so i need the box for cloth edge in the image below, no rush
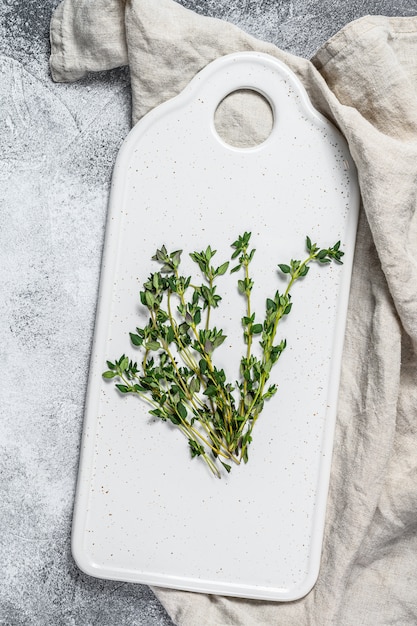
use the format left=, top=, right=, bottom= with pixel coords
left=312, top=14, right=417, bottom=69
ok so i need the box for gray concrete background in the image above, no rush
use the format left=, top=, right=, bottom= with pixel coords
left=0, top=1, right=416, bottom=625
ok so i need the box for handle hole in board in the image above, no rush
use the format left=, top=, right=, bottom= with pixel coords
left=214, top=89, right=274, bottom=149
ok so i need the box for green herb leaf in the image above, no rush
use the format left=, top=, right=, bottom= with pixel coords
left=177, top=402, right=187, bottom=419
left=129, top=332, right=143, bottom=346
left=204, top=385, right=217, bottom=398
left=116, top=384, right=130, bottom=393
left=216, top=261, right=229, bottom=276
left=119, top=356, right=129, bottom=372
left=146, top=340, right=161, bottom=351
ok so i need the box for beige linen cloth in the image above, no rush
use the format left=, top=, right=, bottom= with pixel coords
left=50, top=2, right=417, bottom=625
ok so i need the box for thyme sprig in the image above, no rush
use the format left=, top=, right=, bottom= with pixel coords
left=103, top=234, right=344, bottom=478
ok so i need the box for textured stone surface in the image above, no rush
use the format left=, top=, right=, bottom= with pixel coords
left=0, top=1, right=415, bottom=624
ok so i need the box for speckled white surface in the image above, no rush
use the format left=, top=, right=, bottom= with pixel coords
left=1, top=0, right=415, bottom=624
left=72, top=52, right=358, bottom=601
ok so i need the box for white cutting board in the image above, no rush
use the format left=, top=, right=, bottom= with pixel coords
left=72, top=52, right=359, bottom=601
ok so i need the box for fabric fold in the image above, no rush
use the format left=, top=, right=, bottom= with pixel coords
left=49, top=0, right=128, bottom=81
